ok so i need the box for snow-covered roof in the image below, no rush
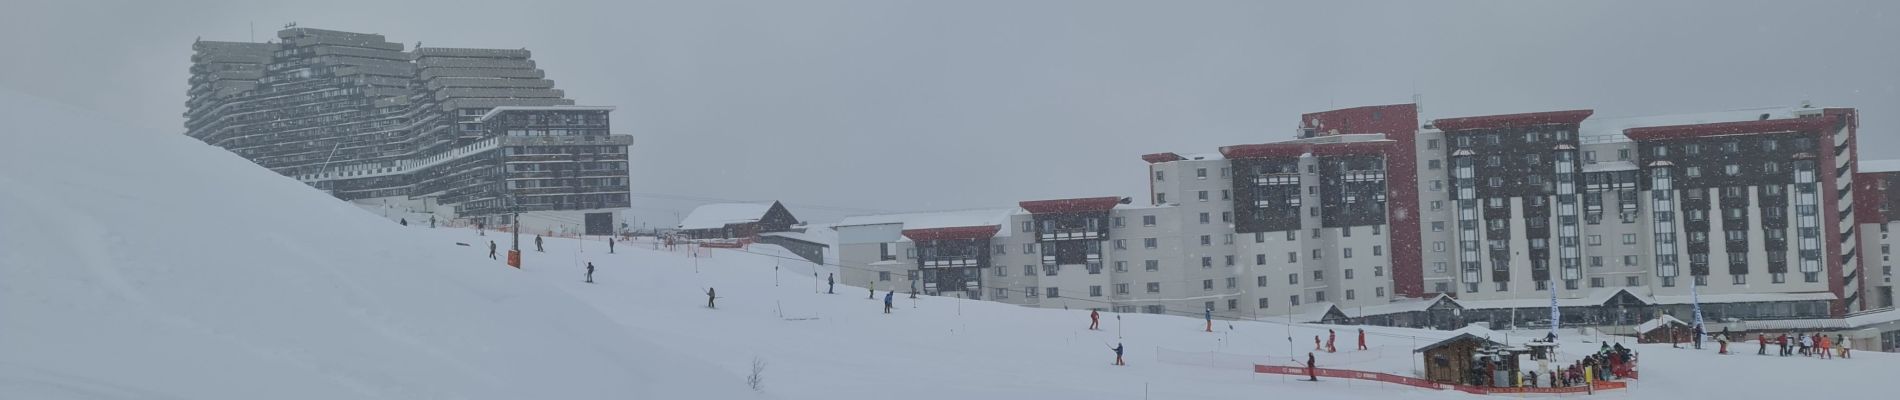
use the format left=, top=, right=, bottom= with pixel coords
left=1457, top=288, right=1639, bottom=310
left=1635, top=315, right=1687, bottom=334
left=1860, top=159, right=1900, bottom=174
left=1576, top=105, right=1825, bottom=143
left=1582, top=160, right=1638, bottom=173
left=677, top=203, right=773, bottom=230
left=1288, top=303, right=1342, bottom=323
left=758, top=230, right=827, bottom=246
left=1649, top=292, right=1834, bottom=305
left=834, top=208, right=1017, bottom=234
left=1340, top=294, right=1452, bottom=318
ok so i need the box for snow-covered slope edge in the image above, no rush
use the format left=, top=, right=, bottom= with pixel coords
left=0, top=89, right=759, bottom=399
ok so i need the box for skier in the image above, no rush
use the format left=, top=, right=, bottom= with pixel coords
left=1305, top=353, right=1318, bottom=381
left=429, top=215, right=436, bottom=228
left=1758, top=333, right=1767, bottom=355
left=1357, top=329, right=1368, bottom=351
left=1204, top=308, right=1213, bottom=332
left=1818, top=334, right=1832, bottom=359
left=883, top=291, right=894, bottom=314
left=910, top=279, right=918, bottom=299
left=400, top=218, right=408, bottom=226
left=1716, top=333, right=1729, bottom=355
left=1089, top=309, right=1101, bottom=330
left=1326, top=329, right=1337, bottom=353
left=1777, top=333, right=1789, bottom=356
left=535, top=235, right=545, bottom=252
left=705, top=287, right=717, bottom=308
left=608, top=238, right=615, bottom=254
left=869, top=283, right=876, bottom=299
left=1799, top=333, right=1812, bottom=356
left=488, top=241, right=498, bottom=259
left=827, top=273, right=835, bottom=294
left=1692, top=324, right=1704, bottom=350
left=1839, top=335, right=1852, bottom=359
left=1110, top=343, right=1126, bottom=366
left=478, top=222, right=485, bottom=236
left=585, top=262, right=594, bottom=283
left=1315, top=335, right=1322, bottom=351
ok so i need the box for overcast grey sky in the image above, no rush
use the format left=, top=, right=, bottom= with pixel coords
left=5, top=0, right=1896, bottom=226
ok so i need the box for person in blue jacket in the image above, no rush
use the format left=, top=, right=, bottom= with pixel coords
left=1110, top=342, right=1126, bottom=365
left=883, top=291, right=895, bottom=313
left=1204, top=308, right=1213, bottom=332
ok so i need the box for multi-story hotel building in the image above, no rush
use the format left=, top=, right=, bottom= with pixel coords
left=186, top=27, right=631, bottom=233
left=837, top=102, right=1892, bottom=327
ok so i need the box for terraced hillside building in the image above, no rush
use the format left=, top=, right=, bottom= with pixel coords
left=186, top=27, right=630, bottom=234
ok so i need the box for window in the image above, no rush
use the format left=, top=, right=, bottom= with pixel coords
left=1624, top=276, right=1640, bottom=287
left=1259, top=298, right=1271, bottom=308
left=1047, top=287, right=1060, bottom=298
left=1154, top=171, right=1165, bottom=181
left=1434, top=262, right=1447, bottom=273
left=1588, top=235, right=1601, bottom=245
left=1489, top=177, right=1504, bottom=187
left=1428, top=139, right=1440, bottom=149
left=1044, top=265, right=1058, bottom=276
left=1199, top=212, right=1210, bottom=224
left=1198, top=191, right=1209, bottom=202
left=1142, top=215, right=1156, bottom=226
left=1227, top=299, right=1239, bottom=310
left=1315, top=291, right=1327, bottom=302
left=1662, top=276, right=1677, bottom=287
left=1686, top=144, right=1701, bottom=155
left=1433, top=241, right=1445, bottom=252
left=1022, top=221, right=1033, bottom=233
left=1290, top=295, right=1302, bottom=306
left=1590, top=256, right=1603, bottom=267
left=1313, top=270, right=1325, bottom=281
left=993, top=288, right=1008, bottom=299
left=1287, top=231, right=1298, bottom=241
left=1222, top=211, right=1233, bottom=222
left=1090, top=285, right=1103, bottom=297
left=1288, top=273, right=1299, bottom=285
left=1200, top=235, right=1212, bottom=246
left=1312, top=249, right=1323, bottom=260
left=1343, top=248, right=1354, bottom=259
left=1487, top=155, right=1501, bottom=167
left=994, top=266, right=1007, bottom=277
left=1431, top=180, right=1444, bottom=191
left=1145, top=260, right=1159, bottom=271
left=1495, top=281, right=1509, bottom=292
left=1156, top=193, right=1166, bottom=204
left=1437, top=282, right=1451, bottom=293
left=1345, top=290, right=1356, bottom=300
left=1686, top=166, right=1701, bottom=177
left=1113, top=239, right=1126, bottom=250
left=1196, top=168, right=1208, bottom=179
left=1373, top=245, right=1383, bottom=256
left=1345, top=269, right=1355, bottom=280
left=1226, top=277, right=1237, bottom=289
left=1623, top=234, right=1637, bottom=244
left=879, top=271, right=891, bottom=281
left=1201, top=257, right=1213, bottom=268
left=1431, top=200, right=1443, bottom=211
left=1221, top=167, right=1230, bottom=177
left=1144, top=238, right=1158, bottom=249
left=1429, top=159, right=1442, bottom=169
left=1584, top=151, right=1597, bottom=162
left=1023, top=243, right=1037, bottom=254
left=1433, top=221, right=1445, bottom=232
left=1147, top=282, right=1161, bottom=293
left=994, top=244, right=1007, bottom=255
left=906, top=248, right=916, bottom=259
left=1725, top=164, right=1741, bottom=176
left=1288, top=252, right=1298, bottom=263
left=1024, top=265, right=1035, bottom=276
left=1114, top=261, right=1127, bottom=272
left=1732, top=274, right=1747, bottom=285
left=1203, top=279, right=1215, bottom=290
left=1694, top=275, right=1708, bottom=286
left=1618, top=149, right=1630, bottom=160
left=1225, top=255, right=1236, bottom=266
left=1113, top=217, right=1125, bottom=227
left=1624, top=255, right=1639, bottom=266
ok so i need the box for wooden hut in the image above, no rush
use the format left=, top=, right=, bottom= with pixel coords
left=1634, top=314, right=1688, bottom=344
left=1415, top=331, right=1506, bottom=385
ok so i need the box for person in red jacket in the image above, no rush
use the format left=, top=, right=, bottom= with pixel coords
left=1325, top=329, right=1337, bottom=353
left=1757, top=333, right=1767, bottom=355
left=1357, top=329, right=1368, bottom=351
left=1089, top=310, right=1100, bottom=330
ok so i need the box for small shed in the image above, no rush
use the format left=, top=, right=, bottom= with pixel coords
left=1634, top=314, right=1688, bottom=344
left=1415, top=330, right=1506, bottom=385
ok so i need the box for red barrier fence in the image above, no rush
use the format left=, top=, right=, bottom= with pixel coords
left=1253, top=365, right=1627, bottom=395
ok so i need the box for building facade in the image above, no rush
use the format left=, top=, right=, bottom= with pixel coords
left=187, top=27, right=631, bottom=233
left=836, top=102, right=1890, bottom=327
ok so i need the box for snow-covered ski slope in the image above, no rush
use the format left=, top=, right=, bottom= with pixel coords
left=2, top=88, right=1894, bottom=399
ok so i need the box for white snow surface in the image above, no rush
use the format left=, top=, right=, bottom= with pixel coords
left=677, top=202, right=773, bottom=230
left=4, top=89, right=1897, bottom=399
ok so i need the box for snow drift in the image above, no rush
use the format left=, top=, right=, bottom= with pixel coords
left=0, top=89, right=757, bottom=399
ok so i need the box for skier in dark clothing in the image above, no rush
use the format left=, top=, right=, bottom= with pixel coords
left=400, top=218, right=408, bottom=226
left=608, top=238, right=615, bottom=254
left=706, top=287, right=717, bottom=308
left=1090, top=310, right=1101, bottom=330
left=478, top=222, right=486, bottom=236
left=883, top=291, right=895, bottom=314
left=1111, top=343, right=1125, bottom=366
left=488, top=241, right=498, bottom=259
left=585, top=262, right=595, bottom=283
left=535, top=235, right=544, bottom=252
left=1306, top=353, right=1318, bottom=381
left=827, top=273, right=835, bottom=294
left=429, top=215, right=436, bottom=228
left=1692, top=324, right=1705, bottom=350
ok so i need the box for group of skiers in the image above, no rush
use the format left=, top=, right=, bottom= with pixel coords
left=1760, top=332, right=1852, bottom=359
left=1309, top=329, right=1368, bottom=353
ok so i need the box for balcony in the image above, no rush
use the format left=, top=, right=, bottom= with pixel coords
left=1038, top=228, right=1102, bottom=241
left=921, top=256, right=981, bottom=269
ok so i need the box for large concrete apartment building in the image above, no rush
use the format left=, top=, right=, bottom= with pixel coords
left=836, top=102, right=1898, bottom=330
left=185, top=27, right=631, bottom=233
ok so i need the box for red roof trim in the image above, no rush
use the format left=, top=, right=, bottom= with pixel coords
left=1219, top=143, right=1307, bottom=159
left=1019, top=197, right=1122, bottom=214
left=1140, top=152, right=1185, bottom=164
left=1432, top=110, right=1594, bottom=132
left=1309, top=141, right=1396, bottom=157
left=1623, top=116, right=1836, bottom=141
left=901, top=225, right=1001, bottom=241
